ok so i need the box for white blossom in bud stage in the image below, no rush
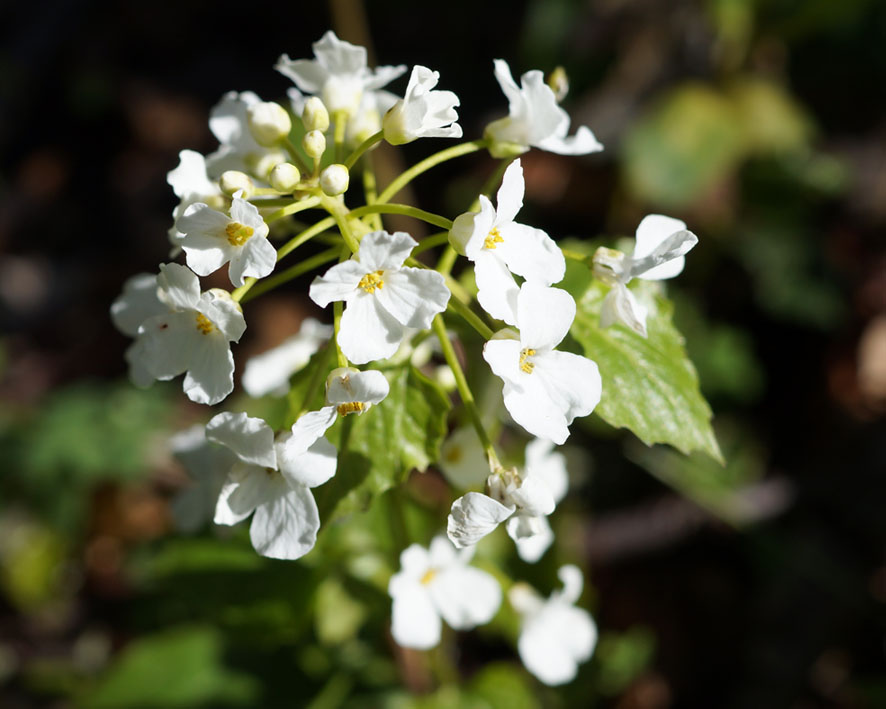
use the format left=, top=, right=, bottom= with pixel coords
left=287, top=85, right=398, bottom=149
left=209, top=412, right=336, bottom=560
left=166, top=150, right=224, bottom=255
left=319, top=164, right=349, bottom=196
left=383, top=65, right=461, bottom=145
left=509, top=565, right=597, bottom=686
left=293, top=367, right=391, bottom=440
left=269, top=162, right=301, bottom=192
left=450, top=159, right=564, bottom=325
left=219, top=170, right=254, bottom=198
left=388, top=535, right=501, bottom=650
left=484, top=282, right=601, bottom=445
left=127, top=263, right=246, bottom=405
left=485, top=59, right=603, bottom=158
left=309, top=230, right=450, bottom=364
left=168, top=424, right=236, bottom=534
left=246, top=101, right=292, bottom=147
left=242, top=319, right=333, bottom=398
left=595, top=214, right=698, bottom=338
left=206, top=91, right=287, bottom=179
left=276, top=31, right=406, bottom=116
left=302, top=96, right=330, bottom=132
left=176, top=191, right=275, bottom=288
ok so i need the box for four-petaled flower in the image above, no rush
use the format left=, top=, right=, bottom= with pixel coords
left=485, top=59, right=603, bottom=158
left=450, top=159, right=564, bottom=324
left=209, top=411, right=337, bottom=560
left=388, top=535, right=501, bottom=649
left=309, top=230, right=450, bottom=364
left=383, top=65, right=462, bottom=145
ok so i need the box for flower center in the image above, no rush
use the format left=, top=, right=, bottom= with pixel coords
left=225, top=222, right=254, bottom=246
left=519, top=348, right=536, bottom=374
left=358, top=270, right=384, bottom=293
left=484, top=227, right=504, bottom=250
left=195, top=313, right=216, bottom=335
left=420, top=568, right=437, bottom=585
left=336, top=401, right=365, bottom=416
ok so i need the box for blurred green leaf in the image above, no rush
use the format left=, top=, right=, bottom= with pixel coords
left=314, top=577, right=367, bottom=645
left=728, top=77, right=815, bottom=155
left=594, top=628, right=656, bottom=696
left=468, top=662, right=540, bottom=709
left=81, top=627, right=257, bottom=709
left=0, top=516, right=67, bottom=611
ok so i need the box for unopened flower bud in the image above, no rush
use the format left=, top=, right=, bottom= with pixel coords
left=547, top=66, right=569, bottom=102
left=247, top=101, right=292, bottom=147
left=219, top=170, right=254, bottom=197
left=303, top=130, right=327, bottom=160
left=302, top=97, right=330, bottom=133
left=269, top=162, right=301, bottom=192
left=319, top=164, right=349, bottom=196
left=591, top=246, right=627, bottom=286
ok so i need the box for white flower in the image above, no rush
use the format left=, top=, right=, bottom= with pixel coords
left=509, top=565, right=597, bottom=686
left=483, top=282, right=601, bottom=444
left=383, top=65, right=461, bottom=145
left=293, top=367, right=391, bottom=438
left=168, top=425, right=235, bottom=533
left=276, top=31, right=406, bottom=116
left=596, top=214, right=698, bottom=338
left=206, top=91, right=286, bottom=179
left=129, top=263, right=246, bottom=405
left=450, top=159, right=564, bottom=324
left=242, top=319, right=333, bottom=398
left=309, top=231, right=450, bottom=364
left=167, top=150, right=224, bottom=256
left=208, top=411, right=337, bottom=560
left=485, top=59, right=603, bottom=158
left=388, top=535, right=501, bottom=650
left=176, top=192, right=275, bottom=287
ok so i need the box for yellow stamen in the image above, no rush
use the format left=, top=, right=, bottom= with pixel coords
left=421, top=569, right=437, bottom=585
left=358, top=270, right=384, bottom=293
left=225, top=221, right=254, bottom=246
left=336, top=401, right=365, bottom=416
left=519, top=347, right=536, bottom=374
left=483, top=227, right=504, bottom=250
left=195, top=313, right=215, bottom=335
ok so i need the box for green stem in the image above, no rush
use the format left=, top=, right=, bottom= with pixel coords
left=376, top=139, right=489, bottom=205
left=278, top=216, right=337, bottom=260
left=432, top=315, right=499, bottom=469
left=413, top=232, right=450, bottom=255
left=239, top=247, right=339, bottom=304
left=293, top=341, right=333, bottom=422
left=333, top=110, right=347, bottom=163
left=445, top=295, right=494, bottom=341
left=362, top=156, right=383, bottom=231
left=344, top=130, right=384, bottom=170
left=323, top=196, right=361, bottom=253
left=332, top=245, right=351, bottom=368
left=283, top=138, right=311, bottom=175
left=350, top=203, right=452, bottom=230
left=436, top=246, right=458, bottom=276
left=266, top=195, right=322, bottom=224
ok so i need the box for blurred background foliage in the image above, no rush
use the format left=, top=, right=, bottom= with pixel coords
left=2, top=0, right=886, bottom=706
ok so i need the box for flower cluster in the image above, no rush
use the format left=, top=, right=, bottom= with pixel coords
left=112, top=29, right=700, bottom=688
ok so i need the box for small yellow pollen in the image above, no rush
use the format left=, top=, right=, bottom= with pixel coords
left=483, top=227, right=504, bottom=250
left=195, top=313, right=215, bottom=335
left=225, top=221, right=254, bottom=246
left=519, top=347, right=536, bottom=374
left=337, top=401, right=365, bottom=416
left=358, top=270, right=385, bottom=293
left=421, top=568, right=437, bottom=585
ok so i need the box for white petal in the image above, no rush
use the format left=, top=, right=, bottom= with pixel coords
left=176, top=202, right=230, bottom=240
left=198, top=290, right=247, bottom=343
left=393, top=543, right=432, bottom=583
left=125, top=340, right=156, bottom=388
left=557, top=564, right=584, bottom=605
left=167, top=150, right=216, bottom=199
left=536, top=124, right=604, bottom=155
left=496, top=223, right=565, bottom=286
left=518, top=602, right=596, bottom=685
left=447, top=492, right=515, bottom=548
left=390, top=582, right=441, bottom=650
left=508, top=475, right=555, bottom=517
left=230, top=196, right=267, bottom=234
left=308, top=261, right=366, bottom=307
left=156, top=263, right=201, bottom=311
left=494, top=159, right=525, bottom=226
left=217, top=463, right=274, bottom=523
left=241, top=322, right=331, bottom=398
left=509, top=515, right=554, bottom=563
left=213, top=477, right=253, bottom=526
left=277, top=433, right=337, bottom=489
left=600, top=284, right=648, bottom=337
left=111, top=273, right=165, bottom=336
left=523, top=350, right=602, bottom=441
left=632, top=229, right=697, bottom=281
left=516, top=283, right=575, bottom=351
left=474, top=253, right=520, bottom=325
left=182, top=334, right=235, bottom=405
left=228, top=232, right=276, bottom=287
left=181, top=238, right=230, bottom=279
left=357, top=230, right=416, bottom=272
left=438, top=427, right=489, bottom=489
left=461, top=197, right=497, bottom=261
left=429, top=566, right=501, bottom=630
left=632, top=214, right=691, bottom=280
left=289, top=407, right=338, bottom=443
left=338, top=294, right=404, bottom=364
left=205, top=411, right=277, bottom=468
left=482, top=337, right=524, bottom=388
left=427, top=535, right=459, bottom=569
left=326, top=369, right=389, bottom=406
left=375, top=268, right=450, bottom=329
left=492, top=59, right=524, bottom=118
left=525, top=438, right=569, bottom=504
left=139, top=311, right=202, bottom=381
left=249, top=480, right=320, bottom=560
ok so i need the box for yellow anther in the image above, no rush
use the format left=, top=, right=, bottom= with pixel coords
left=420, top=569, right=437, bottom=585
left=225, top=221, right=254, bottom=246
left=195, top=313, right=215, bottom=335
left=336, top=401, right=365, bottom=416
left=519, top=348, right=536, bottom=374
left=483, top=227, right=504, bottom=250
left=358, top=270, right=385, bottom=293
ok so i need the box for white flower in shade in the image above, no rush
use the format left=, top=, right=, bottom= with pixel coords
left=309, top=231, right=450, bottom=364
left=595, top=215, right=698, bottom=338
left=438, top=426, right=488, bottom=489
left=449, top=159, right=564, bottom=324
left=293, top=367, right=391, bottom=439
left=208, top=411, right=337, bottom=560
left=176, top=192, right=275, bottom=287
left=167, top=150, right=224, bottom=255
left=168, top=425, right=235, bottom=534
left=485, top=59, right=603, bottom=158
left=509, top=565, right=597, bottom=686
left=383, top=65, right=462, bottom=145
left=111, top=273, right=169, bottom=388
left=206, top=91, right=286, bottom=179
left=483, top=282, right=601, bottom=444
left=276, top=31, right=406, bottom=116
left=388, top=535, right=501, bottom=650
left=129, top=263, right=246, bottom=405
left=242, top=319, right=333, bottom=398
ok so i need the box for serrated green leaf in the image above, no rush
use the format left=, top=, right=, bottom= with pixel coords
left=315, top=365, right=450, bottom=524
left=566, top=262, right=722, bottom=462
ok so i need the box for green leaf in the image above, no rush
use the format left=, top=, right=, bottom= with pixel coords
left=565, top=259, right=722, bottom=462
left=316, top=365, right=451, bottom=524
